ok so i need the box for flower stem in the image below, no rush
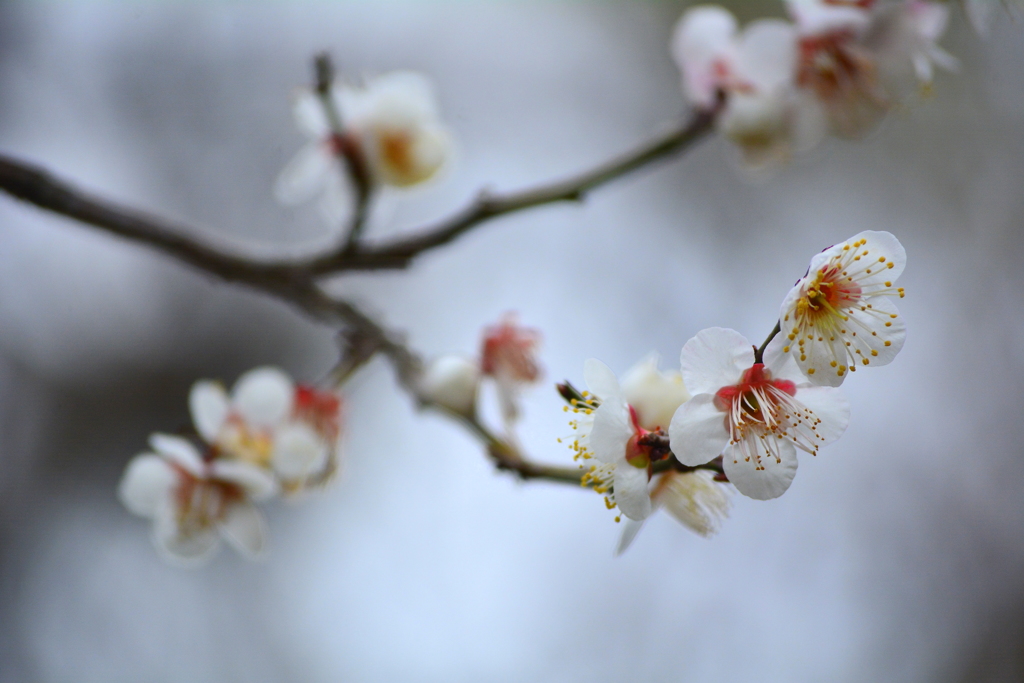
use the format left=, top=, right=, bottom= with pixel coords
left=754, top=320, right=782, bottom=365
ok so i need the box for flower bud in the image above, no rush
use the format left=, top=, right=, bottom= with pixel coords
left=419, top=355, right=481, bottom=418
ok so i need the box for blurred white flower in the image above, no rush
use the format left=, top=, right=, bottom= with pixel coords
left=672, top=5, right=826, bottom=168
left=481, top=314, right=541, bottom=426
left=275, top=71, right=451, bottom=222
left=190, top=367, right=343, bottom=491
left=779, top=230, right=906, bottom=386
left=789, top=0, right=955, bottom=138
left=669, top=327, right=850, bottom=500
left=118, top=434, right=277, bottom=565
left=339, top=71, right=452, bottom=188
left=420, top=354, right=481, bottom=418
left=616, top=469, right=731, bottom=554
left=274, top=86, right=355, bottom=223
left=566, top=359, right=654, bottom=522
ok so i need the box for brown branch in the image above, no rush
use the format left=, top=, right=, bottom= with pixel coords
left=307, top=106, right=717, bottom=273
left=0, top=105, right=720, bottom=490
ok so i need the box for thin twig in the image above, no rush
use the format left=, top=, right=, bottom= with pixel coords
left=0, top=104, right=720, bottom=489
left=754, top=320, right=782, bottom=364
left=308, top=106, right=717, bottom=273
left=313, top=53, right=375, bottom=252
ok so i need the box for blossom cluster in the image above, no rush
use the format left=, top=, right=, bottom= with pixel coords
left=564, top=230, right=906, bottom=546
left=673, top=0, right=956, bottom=168
left=419, top=314, right=543, bottom=429
left=118, top=368, right=342, bottom=565
left=275, top=70, right=452, bottom=223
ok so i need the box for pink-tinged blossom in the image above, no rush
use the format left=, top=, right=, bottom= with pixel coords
left=672, top=5, right=826, bottom=168
left=481, top=314, right=542, bottom=425
left=275, top=71, right=452, bottom=221
left=789, top=0, right=955, bottom=138
left=189, top=367, right=343, bottom=491
left=669, top=328, right=850, bottom=500
left=564, top=359, right=655, bottom=521
left=779, top=230, right=906, bottom=386
left=118, top=434, right=277, bottom=565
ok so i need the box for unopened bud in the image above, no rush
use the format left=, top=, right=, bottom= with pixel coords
left=419, top=355, right=481, bottom=417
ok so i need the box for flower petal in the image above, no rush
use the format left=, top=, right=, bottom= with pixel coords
left=232, top=367, right=295, bottom=428
left=210, top=460, right=278, bottom=502
left=583, top=358, right=622, bottom=400
left=669, top=393, right=730, bottom=467
left=658, top=470, right=731, bottom=537
left=735, top=19, right=797, bottom=91
left=841, top=293, right=907, bottom=369
left=273, top=143, right=332, bottom=206
left=148, top=433, right=204, bottom=475
left=589, top=400, right=633, bottom=464
left=671, top=5, right=739, bottom=108
left=793, top=386, right=850, bottom=447
left=118, top=454, right=177, bottom=518
left=613, top=463, right=652, bottom=521
left=679, top=327, right=753, bottom=397
left=189, top=380, right=229, bottom=444
left=273, top=422, right=330, bottom=481
left=152, top=508, right=220, bottom=566
left=292, top=89, right=330, bottom=140
left=723, top=439, right=798, bottom=500
left=614, top=517, right=647, bottom=556
left=619, top=353, right=691, bottom=431
left=219, top=503, right=268, bottom=559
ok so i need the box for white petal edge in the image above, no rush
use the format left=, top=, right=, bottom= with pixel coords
left=679, top=327, right=753, bottom=398
left=614, top=517, right=647, bottom=556
left=210, top=460, right=278, bottom=502
left=614, top=464, right=652, bottom=521
left=273, top=422, right=330, bottom=480
left=669, top=393, right=730, bottom=467
left=118, top=454, right=177, bottom=518
left=232, top=366, right=295, bottom=428
left=152, top=507, right=219, bottom=567
left=589, top=400, right=633, bottom=465
left=723, top=439, right=798, bottom=500
left=794, top=386, right=851, bottom=448
left=148, top=433, right=204, bottom=475
left=273, top=143, right=332, bottom=206
left=189, top=380, right=230, bottom=444
left=219, top=503, right=269, bottom=559
left=583, top=358, right=622, bottom=400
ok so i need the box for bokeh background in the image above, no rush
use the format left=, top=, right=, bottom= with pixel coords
left=0, top=1, right=1022, bottom=681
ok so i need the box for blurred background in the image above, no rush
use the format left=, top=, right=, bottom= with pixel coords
left=0, top=1, right=1022, bottom=681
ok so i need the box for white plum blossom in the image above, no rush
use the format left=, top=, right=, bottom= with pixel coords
left=669, top=328, right=850, bottom=500
left=339, top=71, right=451, bottom=188
left=481, top=314, right=541, bottom=426
left=275, top=71, right=451, bottom=222
left=420, top=354, right=481, bottom=418
left=779, top=230, right=906, bottom=386
left=616, top=469, right=732, bottom=555
left=672, top=5, right=826, bottom=168
left=118, top=433, right=277, bottom=565
left=789, top=0, right=955, bottom=138
left=189, top=367, right=343, bottom=492
left=618, top=352, right=691, bottom=432
left=606, top=354, right=732, bottom=552
left=564, top=359, right=654, bottom=521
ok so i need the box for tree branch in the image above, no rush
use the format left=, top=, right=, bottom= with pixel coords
left=309, top=106, right=717, bottom=273
left=0, top=103, right=721, bottom=491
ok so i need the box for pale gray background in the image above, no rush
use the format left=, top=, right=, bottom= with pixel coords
left=0, top=1, right=1022, bottom=681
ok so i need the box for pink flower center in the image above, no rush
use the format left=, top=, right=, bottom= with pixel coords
left=714, top=364, right=796, bottom=422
